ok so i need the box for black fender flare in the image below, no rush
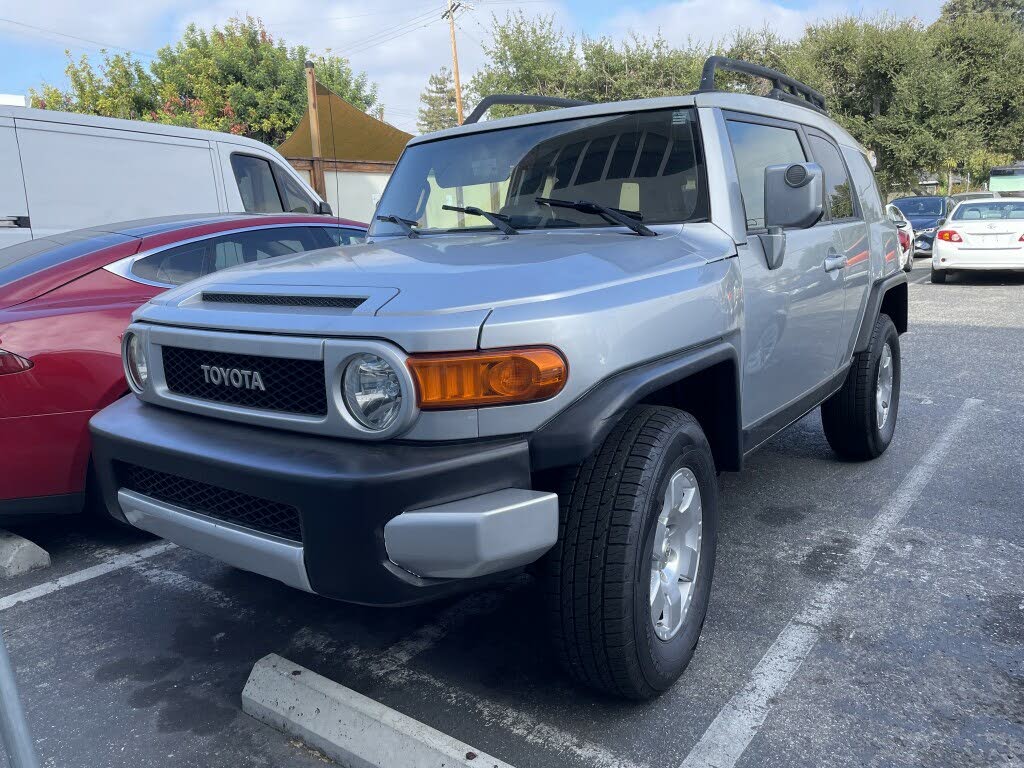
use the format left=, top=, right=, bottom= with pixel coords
left=528, top=340, right=740, bottom=472
left=854, top=271, right=907, bottom=353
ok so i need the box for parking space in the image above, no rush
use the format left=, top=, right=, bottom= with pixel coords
left=3, top=260, right=1023, bottom=768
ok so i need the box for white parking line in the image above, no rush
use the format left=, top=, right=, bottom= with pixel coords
left=0, top=542, right=176, bottom=612
left=679, top=397, right=984, bottom=768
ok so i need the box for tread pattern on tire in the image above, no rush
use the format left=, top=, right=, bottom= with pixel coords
left=821, top=313, right=897, bottom=460
left=543, top=405, right=705, bottom=698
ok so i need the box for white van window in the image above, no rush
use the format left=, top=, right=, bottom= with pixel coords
left=230, top=155, right=284, bottom=213
left=277, top=172, right=316, bottom=214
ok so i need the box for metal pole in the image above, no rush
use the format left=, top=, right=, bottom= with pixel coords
left=0, top=624, right=38, bottom=768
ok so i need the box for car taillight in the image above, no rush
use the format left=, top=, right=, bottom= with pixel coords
left=0, top=348, right=33, bottom=375
left=937, top=230, right=962, bottom=243
left=898, top=229, right=910, bottom=249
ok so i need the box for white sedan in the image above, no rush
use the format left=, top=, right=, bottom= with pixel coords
left=932, top=199, right=1024, bottom=283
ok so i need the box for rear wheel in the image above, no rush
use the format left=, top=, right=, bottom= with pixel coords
left=821, top=313, right=901, bottom=460
left=931, top=267, right=947, bottom=283
left=543, top=406, right=718, bottom=699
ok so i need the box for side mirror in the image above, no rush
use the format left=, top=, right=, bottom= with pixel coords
left=318, top=200, right=333, bottom=216
left=764, top=162, right=824, bottom=230
left=759, top=162, right=824, bottom=270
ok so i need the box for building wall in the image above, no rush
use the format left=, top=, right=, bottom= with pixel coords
left=292, top=165, right=391, bottom=224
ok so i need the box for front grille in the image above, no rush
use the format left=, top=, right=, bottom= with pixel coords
left=162, top=347, right=327, bottom=416
left=202, top=292, right=365, bottom=309
left=116, top=463, right=302, bottom=542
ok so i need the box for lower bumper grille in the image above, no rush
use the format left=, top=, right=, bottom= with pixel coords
left=115, top=463, right=301, bottom=542
left=161, top=346, right=327, bottom=416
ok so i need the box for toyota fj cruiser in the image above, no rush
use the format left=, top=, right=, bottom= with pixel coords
left=91, top=58, right=908, bottom=699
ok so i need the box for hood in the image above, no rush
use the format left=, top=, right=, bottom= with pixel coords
left=150, top=225, right=735, bottom=317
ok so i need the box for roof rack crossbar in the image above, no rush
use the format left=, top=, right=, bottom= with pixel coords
left=698, top=56, right=828, bottom=115
left=463, top=94, right=593, bottom=125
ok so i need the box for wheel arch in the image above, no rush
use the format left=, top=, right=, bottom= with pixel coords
left=529, top=341, right=743, bottom=474
left=854, top=273, right=907, bottom=353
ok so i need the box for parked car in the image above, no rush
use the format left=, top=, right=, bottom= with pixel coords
left=89, top=57, right=907, bottom=699
left=0, top=214, right=365, bottom=521
left=887, top=203, right=915, bottom=271
left=931, top=199, right=1024, bottom=283
left=0, top=106, right=332, bottom=253
left=891, top=195, right=955, bottom=258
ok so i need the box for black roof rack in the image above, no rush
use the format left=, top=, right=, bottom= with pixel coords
left=698, top=56, right=828, bottom=115
left=463, top=94, right=593, bottom=125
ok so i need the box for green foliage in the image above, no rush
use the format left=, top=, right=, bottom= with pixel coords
left=417, top=66, right=459, bottom=133
left=29, top=16, right=378, bottom=146
left=470, top=11, right=1024, bottom=195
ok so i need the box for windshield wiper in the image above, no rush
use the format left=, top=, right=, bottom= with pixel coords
left=442, top=204, right=518, bottom=236
left=375, top=213, right=420, bottom=238
left=535, top=197, right=657, bottom=237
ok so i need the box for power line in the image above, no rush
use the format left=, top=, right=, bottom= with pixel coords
left=0, top=16, right=156, bottom=58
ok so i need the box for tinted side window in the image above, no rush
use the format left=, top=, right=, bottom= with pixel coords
left=276, top=170, right=316, bottom=214
left=725, top=120, right=806, bottom=229
left=231, top=155, right=284, bottom=213
left=321, top=227, right=366, bottom=246
left=808, top=135, right=856, bottom=220
left=844, top=149, right=884, bottom=223
left=131, top=226, right=323, bottom=286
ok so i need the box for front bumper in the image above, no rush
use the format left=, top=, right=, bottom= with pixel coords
left=90, top=396, right=557, bottom=606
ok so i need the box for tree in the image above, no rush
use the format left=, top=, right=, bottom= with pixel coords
left=29, top=16, right=379, bottom=146
left=941, top=0, right=1024, bottom=26
left=417, top=67, right=458, bottom=133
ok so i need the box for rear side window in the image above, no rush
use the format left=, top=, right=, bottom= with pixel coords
left=321, top=227, right=366, bottom=246
left=725, top=120, right=806, bottom=229
left=230, top=155, right=284, bottom=213
left=807, top=135, right=856, bottom=220
left=844, top=150, right=884, bottom=223
left=130, top=226, right=327, bottom=286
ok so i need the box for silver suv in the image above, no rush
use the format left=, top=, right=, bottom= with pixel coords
left=91, top=58, right=908, bottom=699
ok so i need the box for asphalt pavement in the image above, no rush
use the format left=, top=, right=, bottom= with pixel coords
left=2, top=259, right=1022, bottom=768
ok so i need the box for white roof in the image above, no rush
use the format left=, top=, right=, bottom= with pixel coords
left=0, top=104, right=279, bottom=153
left=410, top=90, right=865, bottom=154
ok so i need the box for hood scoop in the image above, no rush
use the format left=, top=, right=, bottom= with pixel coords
left=201, top=292, right=366, bottom=310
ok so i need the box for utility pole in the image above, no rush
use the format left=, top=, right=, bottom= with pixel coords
left=443, top=0, right=465, bottom=125
left=304, top=60, right=326, bottom=199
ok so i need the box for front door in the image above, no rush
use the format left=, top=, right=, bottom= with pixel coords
left=0, top=118, right=32, bottom=251
left=724, top=114, right=846, bottom=437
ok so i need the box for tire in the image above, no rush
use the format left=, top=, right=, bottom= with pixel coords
left=543, top=405, right=718, bottom=699
left=821, top=313, right=900, bottom=460
left=903, top=252, right=913, bottom=272
left=931, top=268, right=946, bottom=283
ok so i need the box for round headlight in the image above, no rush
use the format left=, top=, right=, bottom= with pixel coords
left=342, top=354, right=403, bottom=431
left=123, top=331, right=149, bottom=393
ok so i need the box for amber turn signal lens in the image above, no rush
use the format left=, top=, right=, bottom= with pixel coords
left=408, top=347, right=568, bottom=409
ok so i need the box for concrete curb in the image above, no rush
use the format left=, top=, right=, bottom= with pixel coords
left=0, top=531, right=50, bottom=578
left=242, top=653, right=514, bottom=768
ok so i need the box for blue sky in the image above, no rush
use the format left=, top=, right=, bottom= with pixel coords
left=0, top=0, right=943, bottom=132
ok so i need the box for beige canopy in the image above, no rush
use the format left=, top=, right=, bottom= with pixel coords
left=277, top=83, right=412, bottom=163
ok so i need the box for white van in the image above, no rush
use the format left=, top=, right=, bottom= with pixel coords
left=0, top=106, right=331, bottom=251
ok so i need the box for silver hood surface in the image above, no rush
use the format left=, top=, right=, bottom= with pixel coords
left=134, top=225, right=736, bottom=351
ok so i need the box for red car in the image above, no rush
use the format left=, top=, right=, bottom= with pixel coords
left=0, top=213, right=365, bottom=521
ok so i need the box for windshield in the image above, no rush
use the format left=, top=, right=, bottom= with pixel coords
left=952, top=201, right=1024, bottom=220
left=892, top=197, right=944, bottom=216
left=372, top=107, right=708, bottom=236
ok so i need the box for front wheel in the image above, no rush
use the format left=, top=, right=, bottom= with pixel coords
left=543, top=406, right=718, bottom=699
left=821, top=313, right=901, bottom=460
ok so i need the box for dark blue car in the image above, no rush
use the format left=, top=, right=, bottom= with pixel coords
left=891, top=195, right=956, bottom=256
